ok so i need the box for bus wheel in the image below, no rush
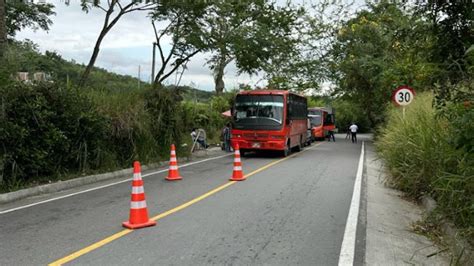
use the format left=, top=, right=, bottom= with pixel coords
left=282, top=140, right=291, bottom=157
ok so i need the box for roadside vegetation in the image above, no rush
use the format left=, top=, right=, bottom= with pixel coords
left=377, top=92, right=473, bottom=241
left=0, top=78, right=231, bottom=192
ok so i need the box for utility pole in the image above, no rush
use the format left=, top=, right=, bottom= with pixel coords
left=138, top=65, right=141, bottom=89
left=151, top=42, right=156, bottom=85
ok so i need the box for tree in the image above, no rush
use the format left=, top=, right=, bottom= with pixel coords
left=150, top=0, right=209, bottom=87
left=71, top=0, right=157, bottom=87
left=264, top=0, right=355, bottom=91
left=328, top=1, right=437, bottom=126
left=0, top=0, right=5, bottom=58
left=201, top=1, right=303, bottom=94
left=0, top=0, right=54, bottom=58
left=412, top=1, right=474, bottom=82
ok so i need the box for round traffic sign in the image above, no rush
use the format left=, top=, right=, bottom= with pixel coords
left=392, top=86, right=415, bottom=106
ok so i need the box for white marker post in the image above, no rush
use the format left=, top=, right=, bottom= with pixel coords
left=392, top=86, right=415, bottom=118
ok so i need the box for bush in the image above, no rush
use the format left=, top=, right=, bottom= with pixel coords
left=332, top=98, right=371, bottom=132
left=0, top=82, right=108, bottom=190
left=86, top=88, right=161, bottom=166
left=0, top=81, right=228, bottom=192
left=376, top=92, right=473, bottom=238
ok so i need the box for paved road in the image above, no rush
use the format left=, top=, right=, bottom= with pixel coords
left=0, top=134, right=366, bottom=265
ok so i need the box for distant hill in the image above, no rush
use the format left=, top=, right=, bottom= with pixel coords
left=5, top=40, right=145, bottom=91
left=165, top=85, right=215, bottom=102
left=5, top=40, right=215, bottom=101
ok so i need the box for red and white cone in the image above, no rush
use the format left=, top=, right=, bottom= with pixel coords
left=230, top=144, right=245, bottom=181
left=166, top=144, right=182, bottom=181
left=122, top=161, right=156, bottom=229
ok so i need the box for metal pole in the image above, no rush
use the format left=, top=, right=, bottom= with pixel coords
left=151, top=42, right=156, bottom=84
left=138, top=65, right=141, bottom=89
left=402, top=106, right=405, bottom=119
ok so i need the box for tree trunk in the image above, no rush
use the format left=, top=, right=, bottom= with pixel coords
left=213, top=54, right=232, bottom=95
left=79, top=32, right=106, bottom=87
left=214, top=64, right=225, bottom=95
left=0, top=0, right=6, bottom=58
left=79, top=1, right=121, bottom=87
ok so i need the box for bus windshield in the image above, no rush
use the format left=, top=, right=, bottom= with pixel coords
left=309, top=115, right=322, bottom=127
left=234, top=95, right=284, bottom=124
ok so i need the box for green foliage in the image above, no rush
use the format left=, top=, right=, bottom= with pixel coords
left=3, top=40, right=146, bottom=91
left=86, top=88, right=161, bottom=165
left=0, top=82, right=108, bottom=190
left=329, top=2, right=438, bottom=127
left=376, top=92, right=473, bottom=238
left=145, top=87, right=185, bottom=150
left=166, top=85, right=214, bottom=103
left=196, top=0, right=303, bottom=93
left=412, top=1, right=474, bottom=82
left=332, top=97, right=371, bottom=133
left=5, top=0, right=55, bottom=37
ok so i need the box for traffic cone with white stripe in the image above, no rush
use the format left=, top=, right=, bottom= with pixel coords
left=230, top=144, right=245, bottom=181
left=122, top=161, right=156, bottom=229
left=165, top=144, right=182, bottom=181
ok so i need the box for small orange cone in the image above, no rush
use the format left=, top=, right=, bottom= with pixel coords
left=230, top=144, right=245, bottom=181
left=122, top=161, right=156, bottom=229
left=165, top=144, right=182, bottom=181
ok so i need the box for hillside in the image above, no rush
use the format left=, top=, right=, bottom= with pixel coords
left=3, top=40, right=214, bottom=101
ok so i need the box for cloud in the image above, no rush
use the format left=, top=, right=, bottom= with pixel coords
left=22, top=0, right=368, bottom=91
left=15, top=0, right=264, bottom=91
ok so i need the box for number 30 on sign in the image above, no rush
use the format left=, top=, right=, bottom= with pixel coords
left=392, top=85, right=415, bottom=106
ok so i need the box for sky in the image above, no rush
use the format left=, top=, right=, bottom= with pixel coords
left=15, top=0, right=365, bottom=92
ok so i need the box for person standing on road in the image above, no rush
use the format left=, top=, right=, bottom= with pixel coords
left=349, top=122, right=358, bottom=143
left=327, top=130, right=335, bottom=142
left=223, top=123, right=232, bottom=152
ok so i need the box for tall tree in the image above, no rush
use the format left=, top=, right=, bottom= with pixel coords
left=72, top=0, right=156, bottom=87
left=150, top=0, right=209, bottom=87
left=328, top=2, right=437, bottom=126
left=1, top=0, right=54, bottom=57
left=412, top=1, right=474, bottom=82
left=201, top=1, right=303, bottom=94
left=266, top=1, right=353, bottom=91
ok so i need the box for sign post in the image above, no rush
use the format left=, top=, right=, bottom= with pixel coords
left=392, top=85, right=415, bottom=118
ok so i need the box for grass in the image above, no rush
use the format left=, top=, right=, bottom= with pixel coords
left=376, top=92, right=473, bottom=242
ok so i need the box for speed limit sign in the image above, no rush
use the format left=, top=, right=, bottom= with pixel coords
left=392, top=86, right=415, bottom=106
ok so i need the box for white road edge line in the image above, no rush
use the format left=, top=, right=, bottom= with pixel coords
left=338, top=141, right=365, bottom=266
left=0, top=154, right=233, bottom=215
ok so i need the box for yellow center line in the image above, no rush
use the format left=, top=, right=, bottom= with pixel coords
left=49, top=142, right=323, bottom=266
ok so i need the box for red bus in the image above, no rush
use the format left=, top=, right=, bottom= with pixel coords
left=231, top=90, right=308, bottom=156
left=308, top=107, right=336, bottom=140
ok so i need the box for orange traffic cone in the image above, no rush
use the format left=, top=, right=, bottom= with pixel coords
left=230, top=144, right=246, bottom=181
left=122, top=161, right=156, bottom=229
left=166, top=144, right=182, bottom=181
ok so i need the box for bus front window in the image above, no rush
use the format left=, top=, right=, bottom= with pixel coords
left=309, top=115, right=322, bottom=127
left=234, top=95, right=284, bottom=125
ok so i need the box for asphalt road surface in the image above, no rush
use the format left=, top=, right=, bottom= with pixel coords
left=0, top=134, right=366, bottom=265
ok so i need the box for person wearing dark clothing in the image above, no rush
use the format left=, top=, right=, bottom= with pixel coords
left=223, top=123, right=232, bottom=152
left=327, top=130, right=335, bottom=142
left=345, top=124, right=351, bottom=140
